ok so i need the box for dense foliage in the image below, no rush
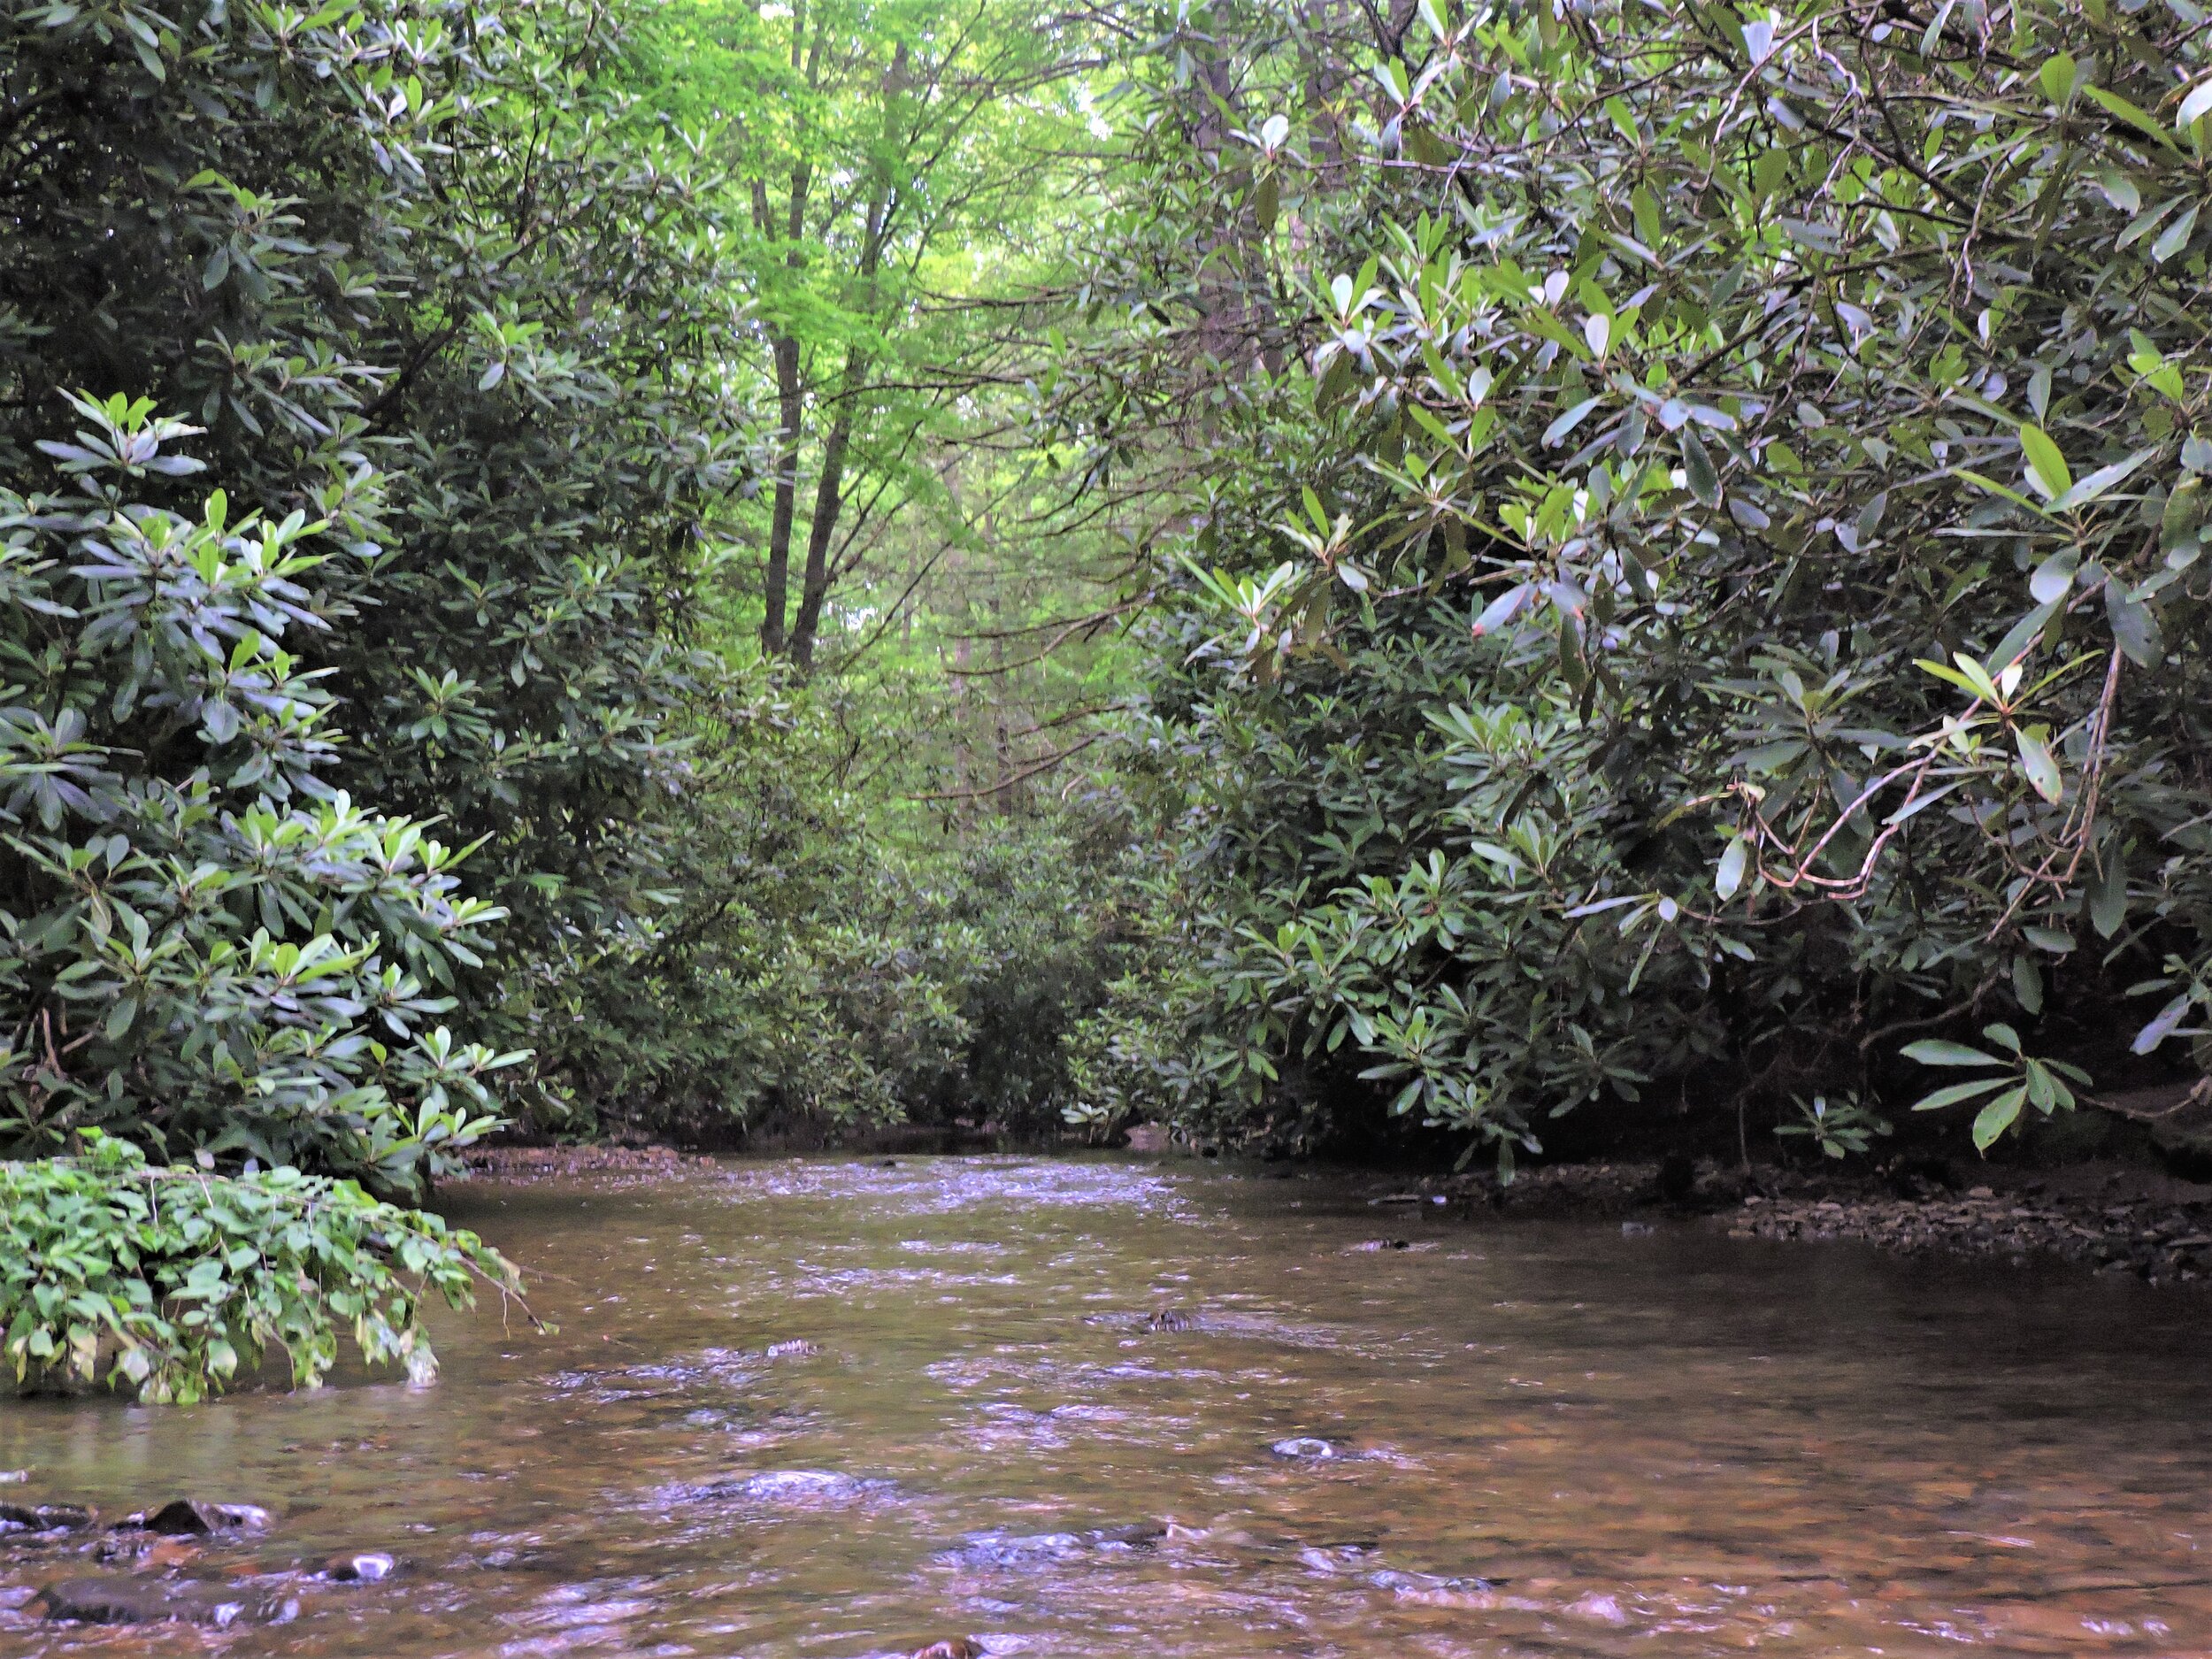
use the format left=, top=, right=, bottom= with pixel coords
left=1059, top=0, right=2212, bottom=1163
left=5, top=0, right=1120, bottom=1127
left=0, top=0, right=1122, bottom=1397
left=0, top=397, right=514, bottom=1194
left=562, top=797, right=1130, bottom=1141
left=1, top=0, right=763, bottom=1135
left=3, top=1133, right=520, bottom=1402
left=632, top=0, right=1084, bottom=668
left=22, top=0, right=2212, bottom=1397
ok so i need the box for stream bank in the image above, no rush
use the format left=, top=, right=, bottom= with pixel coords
left=1380, top=1156, right=2212, bottom=1287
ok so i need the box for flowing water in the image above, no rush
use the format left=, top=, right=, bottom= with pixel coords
left=4, top=1155, right=2212, bottom=1657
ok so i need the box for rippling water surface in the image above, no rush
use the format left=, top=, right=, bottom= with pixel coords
left=4, top=1154, right=2211, bottom=1656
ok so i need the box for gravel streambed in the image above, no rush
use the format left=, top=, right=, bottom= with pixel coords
left=1369, top=1157, right=2212, bottom=1286
left=1726, top=1181, right=2212, bottom=1283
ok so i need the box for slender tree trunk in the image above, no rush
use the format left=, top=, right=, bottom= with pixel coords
left=950, top=616, right=972, bottom=828
left=988, top=527, right=1010, bottom=808
left=754, top=0, right=822, bottom=657
left=759, top=331, right=803, bottom=654
left=1190, top=53, right=1242, bottom=367
left=788, top=373, right=856, bottom=667
left=787, top=42, right=908, bottom=668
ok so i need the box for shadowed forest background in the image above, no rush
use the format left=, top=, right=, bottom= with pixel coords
left=6, top=0, right=2212, bottom=1394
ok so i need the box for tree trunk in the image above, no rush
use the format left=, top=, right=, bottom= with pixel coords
left=787, top=42, right=908, bottom=668
left=759, top=330, right=803, bottom=655
left=787, top=371, right=856, bottom=667
left=1190, top=52, right=1241, bottom=366
left=754, top=0, right=821, bottom=657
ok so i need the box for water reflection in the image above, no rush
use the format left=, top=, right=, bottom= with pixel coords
left=4, top=1154, right=2210, bottom=1656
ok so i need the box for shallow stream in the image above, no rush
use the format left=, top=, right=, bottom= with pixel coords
left=4, top=1155, right=2211, bottom=1656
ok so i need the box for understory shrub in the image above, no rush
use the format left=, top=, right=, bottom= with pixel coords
left=2, top=0, right=756, bottom=1128
left=1063, top=0, right=2212, bottom=1163
left=1, top=397, right=516, bottom=1195
left=2, top=1134, right=522, bottom=1403
left=565, top=802, right=1132, bottom=1141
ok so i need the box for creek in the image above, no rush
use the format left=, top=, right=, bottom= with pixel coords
left=4, top=1155, right=2210, bottom=1656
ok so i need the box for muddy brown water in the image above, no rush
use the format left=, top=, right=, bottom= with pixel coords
left=4, top=1155, right=2211, bottom=1656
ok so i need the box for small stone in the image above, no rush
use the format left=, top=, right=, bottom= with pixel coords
left=323, top=1552, right=398, bottom=1583
left=721, top=1469, right=870, bottom=1503
left=142, top=1539, right=202, bottom=1571
left=34, top=1576, right=296, bottom=1627
left=1091, top=1522, right=1167, bottom=1549
left=134, top=1500, right=270, bottom=1535
left=0, top=1502, right=92, bottom=1532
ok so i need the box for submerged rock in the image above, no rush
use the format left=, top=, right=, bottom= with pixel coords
left=1271, top=1437, right=1337, bottom=1460
left=947, top=1530, right=1085, bottom=1566
left=1092, top=1522, right=1167, bottom=1550
left=132, top=1499, right=272, bottom=1534
left=738, top=1469, right=849, bottom=1497
left=0, top=1502, right=92, bottom=1532
left=701, top=1469, right=885, bottom=1507
left=1370, top=1566, right=1500, bottom=1595
left=944, top=1523, right=1165, bottom=1569
left=321, top=1551, right=399, bottom=1582
left=34, top=1575, right=297, bottom=1626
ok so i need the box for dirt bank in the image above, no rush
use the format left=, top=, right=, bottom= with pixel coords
left=1394, top=1157, right=2212, bottom=1286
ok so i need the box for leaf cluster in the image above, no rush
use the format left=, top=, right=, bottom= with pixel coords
left=2, top=1131, right=522, bottom=1403
left=1057, top=0, right=2212, bottom=1160
left=0, top=396, right=518, bottom=1194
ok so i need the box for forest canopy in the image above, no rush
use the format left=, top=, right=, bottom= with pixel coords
left=4, top=0, right=2210, bottom=1394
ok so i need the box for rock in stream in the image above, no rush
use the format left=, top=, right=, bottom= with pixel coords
left=127, top=1499, right=273, bottom=1535
left=0, top=1504, right=91, bottom=1534
left=32, top=1575, right=297, bottom=1626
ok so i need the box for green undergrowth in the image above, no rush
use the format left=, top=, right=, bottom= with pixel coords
left=2, top=1134, right=526, bottom=1403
